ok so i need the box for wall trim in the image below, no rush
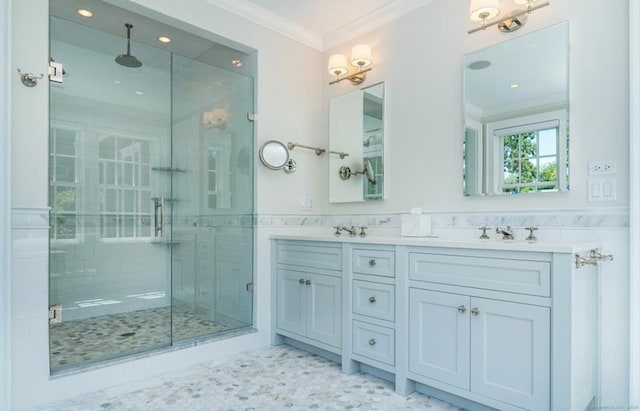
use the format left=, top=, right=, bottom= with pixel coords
left=255, top=208, right=629, bottom=229
left=205, top=0, right=434, bottom=51
left=0, top=0, right=11, bottom=407
left=629, top=0, right=640, bottom=406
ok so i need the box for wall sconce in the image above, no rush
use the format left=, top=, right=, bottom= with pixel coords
left=468, top=0, right=550, bottom=35
left=203, top=108, right=228, bottom=130
left=328, top=44, right=373, bottom=85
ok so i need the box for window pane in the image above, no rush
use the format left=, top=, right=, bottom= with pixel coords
left=55, top=156, right=75, bottom=182
left=122, top=216, right=134, bottom=238
left=56, top=131, right=76, bottom=156
left=101, top=215, right=117, bottom=238
left=539, top=158, right=557, bottom=182
left=99, top=137, right=116, bottom=160
left=519, top=158, right=537, bottom=183
left=55, top=187, right=76, bottom=212
left=117, top=138, right=134, bottom=155
left=102, top=189, right=117, bottom=212
left=539, top=128, right=558, bottom=156
left=123, top=190, right=135, bottom=213
left=136, top=215, right=152, bottom=237
left=140, top=165, right=150, bottom=187
left=139, top=191, right=151, bottom=213
left=208, top=172, right=217, bottom=191
left=105, top=161, right=116, bottom=185
left=140, top=141, right=150, bottom=164
left=56, top=215, right=76, bottom=239
left=208, top=194, right=217, bottom=209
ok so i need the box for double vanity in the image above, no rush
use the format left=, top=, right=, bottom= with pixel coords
left=271, top=234, right=599, bottom=411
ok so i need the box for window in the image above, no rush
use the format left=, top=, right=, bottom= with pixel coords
left=98, top=135, right=152, bottom=239
left=501, top=125, right=559, bottom=193
left=49, top=127, right=79, bottom=241
left=487, top=110, right=569, bottom=194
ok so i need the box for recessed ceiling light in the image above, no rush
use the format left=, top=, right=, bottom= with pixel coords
left=114, top=80, right=121, bottom=85
left=76, top=8, right=94, bottom=18
left=135, top=91, right=144, bottom=95
left=510, top=83, right=520, bottom=88
left=157, top=36, right=172, bottom=43
left=232, top=59, right=242, bottom=67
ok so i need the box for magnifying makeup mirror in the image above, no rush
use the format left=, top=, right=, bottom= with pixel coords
left=259, top=140, right=290, bottom=170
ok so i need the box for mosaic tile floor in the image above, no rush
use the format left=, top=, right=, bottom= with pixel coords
left=50, top=305, right=230, bottom=371
left=40, top=345, right=467, bottom=411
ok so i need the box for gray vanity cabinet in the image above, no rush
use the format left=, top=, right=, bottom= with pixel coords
left=274, top=241, right=342, bottom=353
left=409, top=289, right=550, bottom=410
left=407, top=249, right=553, bottom=410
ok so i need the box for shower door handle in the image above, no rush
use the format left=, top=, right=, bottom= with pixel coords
left=152, top=197, right=164, bottom=237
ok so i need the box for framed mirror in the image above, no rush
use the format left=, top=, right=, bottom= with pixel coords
left=329, top=82, right=385, bottom=203
left=463, top=22, right=569, bottom=196
left=259, top=140, right=290, bottom=170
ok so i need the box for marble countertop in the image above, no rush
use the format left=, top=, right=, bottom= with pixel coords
left=271, top=234, right=601, bottom=254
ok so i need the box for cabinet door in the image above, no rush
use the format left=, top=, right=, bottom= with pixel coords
left=470, top=298, right=550, bottom=410
left=276, top=269, right=306, bottom=337
left=306, top=273, right=342, bottom=348
left=409, top=288, right=470, bottom=389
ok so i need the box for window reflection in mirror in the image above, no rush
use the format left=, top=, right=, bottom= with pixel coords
left=463, top=22, right=569, bottom=196
left=329, top=82, right=385, bottom=203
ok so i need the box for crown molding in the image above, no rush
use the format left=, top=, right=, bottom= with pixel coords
left=206, top=0, right=435, bottom=51
left=206, top=0, right=323, bottom=50
left=323, top=0, right=435, bottom=50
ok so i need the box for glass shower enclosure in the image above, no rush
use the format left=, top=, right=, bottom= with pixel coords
left=48, top=0, right=255, bottom=372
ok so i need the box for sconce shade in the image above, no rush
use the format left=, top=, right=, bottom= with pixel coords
left=328, top=54, right=349, bottom=76
left=350, top=44, right=373, bottom=68
left=469, top=0, right=500, bottom=21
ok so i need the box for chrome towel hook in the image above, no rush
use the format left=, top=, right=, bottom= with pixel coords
left=17, top=69, right=44, bottom=87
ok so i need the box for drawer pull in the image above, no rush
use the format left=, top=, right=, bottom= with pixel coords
left=457, top=305, right=466, bottom=313
left=471, top=307, right=480, bottom=316
left=369, top=296, right=377, bottom=303
left=305, top=279, right=311, bottom=285
left=368, top=259, right=376, bottom=266
left=299, top=278, right=305, bottom=284
left=368, top=338, right=376, bottom=346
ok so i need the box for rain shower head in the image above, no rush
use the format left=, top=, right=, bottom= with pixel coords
left=115, top=23, right=142, bottom=68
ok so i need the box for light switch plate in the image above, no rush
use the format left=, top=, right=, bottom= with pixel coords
left=588, top=177, right=617, bottom=202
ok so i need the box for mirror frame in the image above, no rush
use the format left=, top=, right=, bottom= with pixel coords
left=259, top=140, right=290, bottom=170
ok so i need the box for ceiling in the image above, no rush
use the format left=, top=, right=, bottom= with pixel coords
left=207, top=0, right=434, bottom=50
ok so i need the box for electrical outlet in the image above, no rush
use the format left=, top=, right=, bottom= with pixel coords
left=589, top=160, right=616, bottom=176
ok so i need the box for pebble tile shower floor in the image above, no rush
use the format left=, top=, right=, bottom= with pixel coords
left=39, top=345, right=467, bottom=411
left=49, top=306, right=229, bottom=371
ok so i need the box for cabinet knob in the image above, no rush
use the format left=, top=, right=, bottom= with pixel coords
left=369, top=296, right=376, bottom=303
left=471, top=307, right=480, bottom=316
left=299, top=278, right=305, bottom=284
left=368, top=338, right=376, bottom=346
left=305, top=279, right=311, bottom=285
left=457, top=305, right=466, bottom=313
left=368, top=259, right=376, bottom=266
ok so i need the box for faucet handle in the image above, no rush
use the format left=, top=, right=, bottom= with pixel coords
left=333, top=226, right=341, bottom=236
left=349, top=226, right=357, bottom=237
left=525, top=226, right=538, bottom=242
left=478, top=226, right=490, bottom=240
left=359, top=226, right=367, bottom=238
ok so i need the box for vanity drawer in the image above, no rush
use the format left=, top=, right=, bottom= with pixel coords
left=409, top=252, right=550, bottom=297
left=277, top=242, right=342, bottom=272
left=353, top=280, right=395, bottom=322
left=352, top=248, right=395, bottom=277
left=352, top=320, right=395, bottom=366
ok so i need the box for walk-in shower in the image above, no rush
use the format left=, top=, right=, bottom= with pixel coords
left=48, top=0, right=255, bottom=372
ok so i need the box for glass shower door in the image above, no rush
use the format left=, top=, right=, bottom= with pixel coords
left=170, top=54, right=254, bottom=342
left=49, top=15, right=173, bottom=371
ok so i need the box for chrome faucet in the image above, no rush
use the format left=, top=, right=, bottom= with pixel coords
left=334, top=225, right=357, bottom=237
left=496, top=226, right=514, bottom=240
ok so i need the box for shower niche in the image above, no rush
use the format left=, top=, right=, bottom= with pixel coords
left=48, top=0, right=255, bottom=372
